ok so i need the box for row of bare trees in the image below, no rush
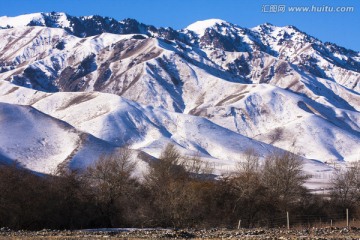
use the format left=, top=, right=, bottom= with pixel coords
left=0, top=145, right=359, bottom=230
left=224, top=149, right=311, bottom=227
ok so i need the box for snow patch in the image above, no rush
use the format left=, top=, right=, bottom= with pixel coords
left=186, top=19, right=227, bottom=36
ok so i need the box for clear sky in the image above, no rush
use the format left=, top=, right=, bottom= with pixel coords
left=0, top=0, right=359, bottom=51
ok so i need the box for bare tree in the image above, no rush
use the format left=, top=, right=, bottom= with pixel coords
left=84, top=148, right=137, bottom=227
left=183, top=152, right=214, bottom=178
left=331, top=161, right=360, bottom=209
left=145, top=144, right=212, bottom=227
left=237, top=148, right=260, bottom=173
left=144, top=144, right=188, bottom=226
left=262, top=151, right=309, bottom=211
left=145, top=144, right=187, bottom=184
left=230, top=149, right=267, bottom=227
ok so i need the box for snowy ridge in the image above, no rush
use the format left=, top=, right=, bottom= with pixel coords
left=186, top=19, right=227, bottom=36
left=0, top=80, right=335, bottom=181
left=0, top=13, right=45, bottom=27
left=0, top=101, right=119, bottom=173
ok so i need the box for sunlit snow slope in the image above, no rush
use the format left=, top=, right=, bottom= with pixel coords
left=0, top=13, right=359, bottom=185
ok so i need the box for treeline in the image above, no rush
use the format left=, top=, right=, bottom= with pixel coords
left=0, top=145, right=359, bottom=230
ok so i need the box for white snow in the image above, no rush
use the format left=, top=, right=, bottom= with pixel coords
left=54, top=12, right=71, bottom=28
left=186, top=19, right=227, bottom=36
left=0, top=13, right=44, bottom=28
left=0, top=102, right=79, bottom=172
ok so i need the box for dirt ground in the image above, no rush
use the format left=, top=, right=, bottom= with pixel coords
left=1, top=227, right=360, bottom=239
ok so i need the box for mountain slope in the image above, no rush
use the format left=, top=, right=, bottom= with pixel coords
left=0, top=80, right=272, bottom=166
left=0, top=13, right=359, bottom=181
left=0, top=80, right=336, bottom=181
left=0, top=101, right=120, bottom=173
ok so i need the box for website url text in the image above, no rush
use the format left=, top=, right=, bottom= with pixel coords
left=261, top=5, right=355, bottom=13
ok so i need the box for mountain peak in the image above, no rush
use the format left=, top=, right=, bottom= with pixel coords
left=0, top=12, right=44, bottom=28
left=0, top=12, right=72, bottom=29
left=186, top=19, right=228, bottom=35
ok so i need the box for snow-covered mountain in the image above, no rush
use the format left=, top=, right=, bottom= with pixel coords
left=0, top=12, right=180, bottom=38
left=0, top=13, right=359, bottom=185
left=0, top=100, right=119, bottom=173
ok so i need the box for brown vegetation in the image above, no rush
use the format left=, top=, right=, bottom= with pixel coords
left=0, top=146, right=359, bottom=230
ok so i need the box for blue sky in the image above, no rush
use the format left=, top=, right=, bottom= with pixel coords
left=0, top=0, right=359, bottom=51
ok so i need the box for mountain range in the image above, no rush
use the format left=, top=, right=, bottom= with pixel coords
left=0, top=12, right=359, bottom=187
